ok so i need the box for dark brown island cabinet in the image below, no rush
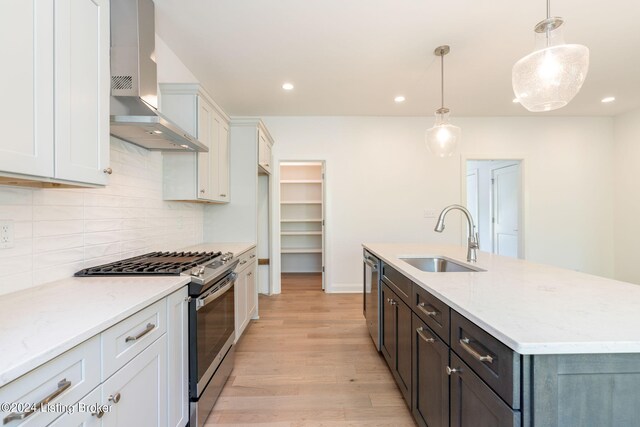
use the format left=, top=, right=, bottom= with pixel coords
left=378, top=261, right=640, bottom=427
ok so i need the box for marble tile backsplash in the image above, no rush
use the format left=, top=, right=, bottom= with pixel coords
left=0, top=138, right=204, bottom=295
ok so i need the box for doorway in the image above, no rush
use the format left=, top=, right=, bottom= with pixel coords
left=466, top=160, right=523, bottom=258
left=279, top=161, right=326, bottom=290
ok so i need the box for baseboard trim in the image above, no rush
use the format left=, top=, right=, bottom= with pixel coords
left=327, top=283, right=361, bottom=293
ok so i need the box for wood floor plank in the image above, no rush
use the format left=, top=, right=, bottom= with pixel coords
left=207, top=273, right=416, bottom=426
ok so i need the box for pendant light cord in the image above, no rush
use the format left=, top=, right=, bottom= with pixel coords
left=440, top=53, right=444, bottom=109
left=546, top=0, right=550, bottom=19
left=545, top=0, right=551, bottom=47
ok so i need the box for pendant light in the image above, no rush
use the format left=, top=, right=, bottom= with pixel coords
left=426, top=45, right=460, bottom=158
left=512, top=0, right=589, bottom=112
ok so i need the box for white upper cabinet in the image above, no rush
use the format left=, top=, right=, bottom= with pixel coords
left=258, top=128, right=273, bottom=175
left=160, top=83, right=230, bottom=203
left=0, top=0, right=54, bottom=178
left=54, top=0, right=111, bottom=186
left=0, top=0, right=110, bottom=187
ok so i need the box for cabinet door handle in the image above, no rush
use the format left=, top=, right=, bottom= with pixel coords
left=239, top=260, right=247, bottom=265
left=416, top=327, right=435, bottom=343
left=446, top=366, right=462, bottom=375
left=125, top=323, right=155, bottom=342
left=247, top=272, right=252, bottom=276
left=417, top=302, right=438, bottom=317
left=3, top=378, right=71, bottom=424
left=459, top=337, right=494, bottom=364
left=103, top=167, right=113, bottom=175
left=220, top=194, right=227, bottom=197
left=92, top=409, right=105, bottom=418
left=108, top=392, right=121, bottom=404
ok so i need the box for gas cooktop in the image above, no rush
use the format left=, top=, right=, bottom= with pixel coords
left=74, top=251, right=222, bottom=276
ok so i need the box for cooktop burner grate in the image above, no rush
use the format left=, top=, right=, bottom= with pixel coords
left=74, top=251, right=222, bottom=276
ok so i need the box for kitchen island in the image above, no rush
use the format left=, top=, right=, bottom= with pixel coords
left=364, top=243, right=640, bottom=427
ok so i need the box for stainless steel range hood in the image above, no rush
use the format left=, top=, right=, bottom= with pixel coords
left=109, top=0, right=207, bottom=152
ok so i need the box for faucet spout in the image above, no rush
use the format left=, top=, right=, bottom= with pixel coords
left=434, top=204, right=479, bottom=263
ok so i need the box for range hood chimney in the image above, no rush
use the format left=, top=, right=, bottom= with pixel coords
left=109, top=0, right=207, bottom=152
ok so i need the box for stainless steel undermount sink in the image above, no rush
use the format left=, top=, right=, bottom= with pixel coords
left=400, top=256, right=485, bottom=273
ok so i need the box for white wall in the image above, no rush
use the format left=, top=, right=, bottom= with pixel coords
left=613, top=108, right=640, bottom=284
left=264, top=116, right=616, bottom=292
left=0, top=138, right=204, bottom=295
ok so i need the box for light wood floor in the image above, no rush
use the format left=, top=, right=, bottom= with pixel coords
left=206, top=273, right=416, bottom=426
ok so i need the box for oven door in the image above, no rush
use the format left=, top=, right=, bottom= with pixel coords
left=190, top=271, right=236, bottom=397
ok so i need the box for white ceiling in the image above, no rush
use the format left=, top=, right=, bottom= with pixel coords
left=155, top=0, right=640, bottom=117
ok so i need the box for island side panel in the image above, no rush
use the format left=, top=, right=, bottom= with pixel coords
left=531, top=353, right=640, bottom=427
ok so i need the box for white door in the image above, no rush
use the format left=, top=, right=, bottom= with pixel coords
left=466, top=169, right=479, bottom=239
left=196, top=98, right=212, bottom=200
left=102, top=336, right=167, bottom=427
left=217, top=121, right=230, bottom=201
left=492, top=164, right=520, bottom=258
left=54, top=0, right=110, bottom=185
left=0, top=0, right=54, bottom=178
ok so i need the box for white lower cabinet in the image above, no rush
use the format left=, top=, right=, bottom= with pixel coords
left=0, top=336, right=100, bottom=427
left=0, top=287, right=188, bottom=427
left=102, top=335, right=168, bottom=427
left=48, top=386, right=104, bottom=427
left=235, top=248, right=258, bottom=341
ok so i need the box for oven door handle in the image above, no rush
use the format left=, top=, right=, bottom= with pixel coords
left=196, top=272, right=237, bottom=310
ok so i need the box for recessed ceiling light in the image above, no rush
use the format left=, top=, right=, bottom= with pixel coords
left=394, top=96, right=406, bottom=103
left=601, top=96, right=615, bottom=103
left=512, top=98, right=520, bottom=103
left=282, top=83, right=294, bottom=91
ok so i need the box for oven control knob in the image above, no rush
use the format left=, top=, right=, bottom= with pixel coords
left=199, top=266, right=206, bottom=275
left=191, top=268, right=201, bottom=276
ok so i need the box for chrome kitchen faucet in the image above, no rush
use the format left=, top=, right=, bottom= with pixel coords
left=434, top=204, right=479, bottom=263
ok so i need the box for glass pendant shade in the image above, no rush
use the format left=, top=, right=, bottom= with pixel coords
left=426, top=110, right=460, bottom=158
left=512, top=20, right=589, bottom=112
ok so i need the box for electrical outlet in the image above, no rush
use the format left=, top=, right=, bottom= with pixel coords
left=0, top=220, right=14, bottom=249
left=424, top=209, right=438, bottom=219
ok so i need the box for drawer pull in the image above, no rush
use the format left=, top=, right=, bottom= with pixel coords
left=249, top=254, right=256, bottom=259
left=108, top=392, right=121, bottom=404
left=3, top=378, right=71, bottom=424
left=416, top=327, right=435, bottom=343
left=417, top=302, right=438, bottom=317
left=239, top=260, right=247, bottom=265
left=125, top=323, right=155, bottom=342
left=460, top=337, right=494, bottom=364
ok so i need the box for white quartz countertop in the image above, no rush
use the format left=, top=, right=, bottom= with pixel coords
left=0, top=241, right=255, bottom=388
left=363, top=243, right=640, bottom=355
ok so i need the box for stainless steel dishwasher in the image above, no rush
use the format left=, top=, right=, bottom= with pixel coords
left=363, top=250, right=381, bottom=351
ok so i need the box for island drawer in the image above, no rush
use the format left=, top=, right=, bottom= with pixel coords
left=102, top=298, right=167, bottom=380
left=381, top=262, right=411, bottom=305
left=412, top=284, right=450, bottom=345
left=451, top=311, right=520, bottom=409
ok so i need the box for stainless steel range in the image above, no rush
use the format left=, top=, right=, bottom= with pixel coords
left=75, top=250, right=239, bottom=427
